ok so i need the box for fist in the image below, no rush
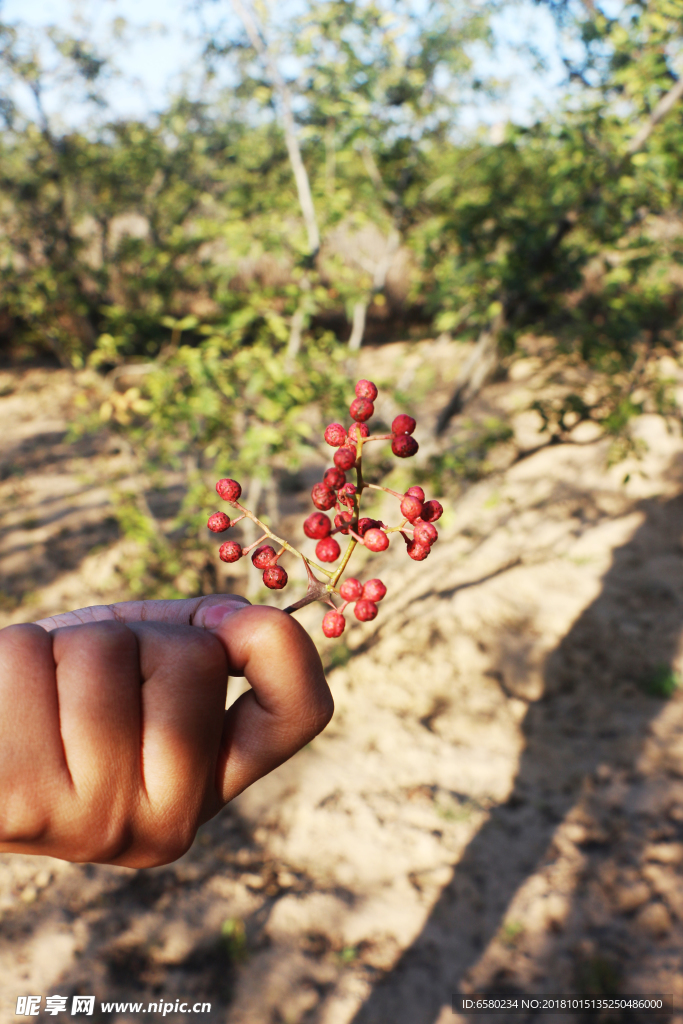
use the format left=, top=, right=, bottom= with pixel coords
left=0, top=600, right=333, bottom=868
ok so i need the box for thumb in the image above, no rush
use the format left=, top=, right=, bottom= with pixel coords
left=200, top=605, right=334, bottom=803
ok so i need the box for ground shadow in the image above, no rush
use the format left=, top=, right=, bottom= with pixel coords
left=349, top=490, right=683, bottom=1024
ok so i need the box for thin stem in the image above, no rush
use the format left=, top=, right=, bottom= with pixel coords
left=366, top=482, right=403, bottom=499
left=242, top=533, right=269, bottom=556
left=330, top=536, right=358, bottom=587
left=233, top=502, right=334, bottom=579
left=385, top=521, right=408, bottom=534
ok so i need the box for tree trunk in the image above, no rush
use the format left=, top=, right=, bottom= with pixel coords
left=435, top=327, right=499, bottom=436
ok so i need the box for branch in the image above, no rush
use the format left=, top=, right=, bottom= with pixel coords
left=347, top=229, right=400, bottom=351
left=231, top=0, right=320, bottom=258
left=435, top=325, right=499, bottom=435
left=626, top=75, right=683, bottom=156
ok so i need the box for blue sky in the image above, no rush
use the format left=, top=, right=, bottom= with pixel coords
left=1, top=0, right=568, bottom=130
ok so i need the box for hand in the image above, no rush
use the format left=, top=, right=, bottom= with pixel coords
left=0, top=595, right=333, bottom=867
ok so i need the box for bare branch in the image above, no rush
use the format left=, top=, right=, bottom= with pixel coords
left=231, top=0, right=320, bottom=258
left=626, top=75, right=683, bottom=156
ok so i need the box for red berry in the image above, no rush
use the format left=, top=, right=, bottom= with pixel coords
left=208, top=512, right=231, bottom=532
left=407, top=540, right=430, bottom=561
left=392, top=434, right=419, bottom=458
left=338, top=482, right=357, bottom=508
left=405, top=486, right=425, bottom=502
left=335, top=513, right=351, bottom=534
left=324, top=467, right=346, bottom=491
left=324, top=423, right=347, bottom=447
left=400, top=495, right=424, bottom=522
left=311, top=483, right=336, bottom=511
left=350, top=397, right=374, bottom=422
left=252, top=545, right=277, bottom=568
left=364, top=528, right=389, bottom=552
left=362, top=578, right=386, bottom=602
left=334, top=447, right=356, bottom=471
left=340, top=577, right=363, bottom=601
left=219, top=541, right=242, bottom=563
left=322, top=610, right=346, bottom=638
left=354, top=599, right=378, bottom=622
left=316, top=537, right=341, bottom=562
left=263, top=565, right=288, bottom=589
left=348, top=422, right=370, bottom=442
left=304, top=512, right=332, bottom=539
left=216, top=478, right=242, bottom=502
left=420, top=500, right=443, bottom=523
left=414, top=521, right=438, bottom=546
left=392, top=414, right=416, bottom=435
left=357, top=517, right=381, bottom=537
left=355, top=379, right=378, bottom=401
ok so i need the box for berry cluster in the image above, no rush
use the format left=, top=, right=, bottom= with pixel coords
left=205, top=379, right=443, bottom=637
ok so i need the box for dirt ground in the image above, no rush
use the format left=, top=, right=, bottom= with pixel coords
left=0, top=342, right=682, bottom=1024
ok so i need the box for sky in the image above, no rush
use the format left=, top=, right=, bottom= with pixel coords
left=1, top=0, right=569, bottom=132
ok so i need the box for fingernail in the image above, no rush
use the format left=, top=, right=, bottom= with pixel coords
left=201, top=602, right=248, bottom=629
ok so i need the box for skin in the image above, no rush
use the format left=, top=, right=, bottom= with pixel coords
left=0, top=595, right=333, bottom=869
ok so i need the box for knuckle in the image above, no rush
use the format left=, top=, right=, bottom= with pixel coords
left=72, top=810, right=136, bottom=865
left=185, top=627, right=227, bottom=675
left=293, top=686, right=334, bottom=744
left=129, top=808, right=197, bottom=868
left=168, top=628, right=227, bottom=685
left=0, top=623, right=51, bottom=663
left=140, top=831, right=195, bottom=868
left=312, top=687, right=335, bottom=734
left=53, top=619, right=137, bottom=662
left=0, top=790, right=49, bottom=845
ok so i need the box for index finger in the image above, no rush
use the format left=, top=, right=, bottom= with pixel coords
left=204, top=605, right=334, bottom=805
left=34, top=595, right=250, bottom=632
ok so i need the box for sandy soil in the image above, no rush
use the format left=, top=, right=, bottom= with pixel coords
left=0, top=345, right=682, bottom=1024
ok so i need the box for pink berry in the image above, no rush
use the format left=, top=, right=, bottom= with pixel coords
left=322, top=610, right=346, bottom=638
left=208, top=512, right=231, bottom=532
left=311, top=483, right=336, bottom=511
left=349, top=422, right=370, bottom=442
left=407, top=540, right=430, bottom=561
left=400, top=495, right=423, bottom=522
left=420, top=500, right=443, bottom=523
left=392, top=414, right=416, bottom=435
left=355, top=379, right=378, bottom=401
left=350, top=397, right=374, bottom=422
left=325, top=423, right=347, bottom=447
left=324, top=467, right=346, bottom=491
left=316, top=537, right=341, bottom=562
left=252, top=545, right=277, bottom=568
left=414, top=521, right=438, bottom=546
left=304, top=512, right=332, bottom=539
left=354, top=599, right=378, bottom=622
left=219, top=541, right=242, bottom=563
left=364, top=528, right=389, bottom=552
left=392, top=434, right=419, bottom=458
left=357, top=517, right=381, bottom=537
left=334, top=447, right=356, bottom=471
left=405, top=486, right=425, bottom=502
left=362, top=578, right=386, bottom=602
left=263, top=565, right=288, bottom=589
left=340, top=577, right=363, bottom=601
left=338, top=482, right=357, bottom=508
left=216, top=478, right=242, bottom=502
